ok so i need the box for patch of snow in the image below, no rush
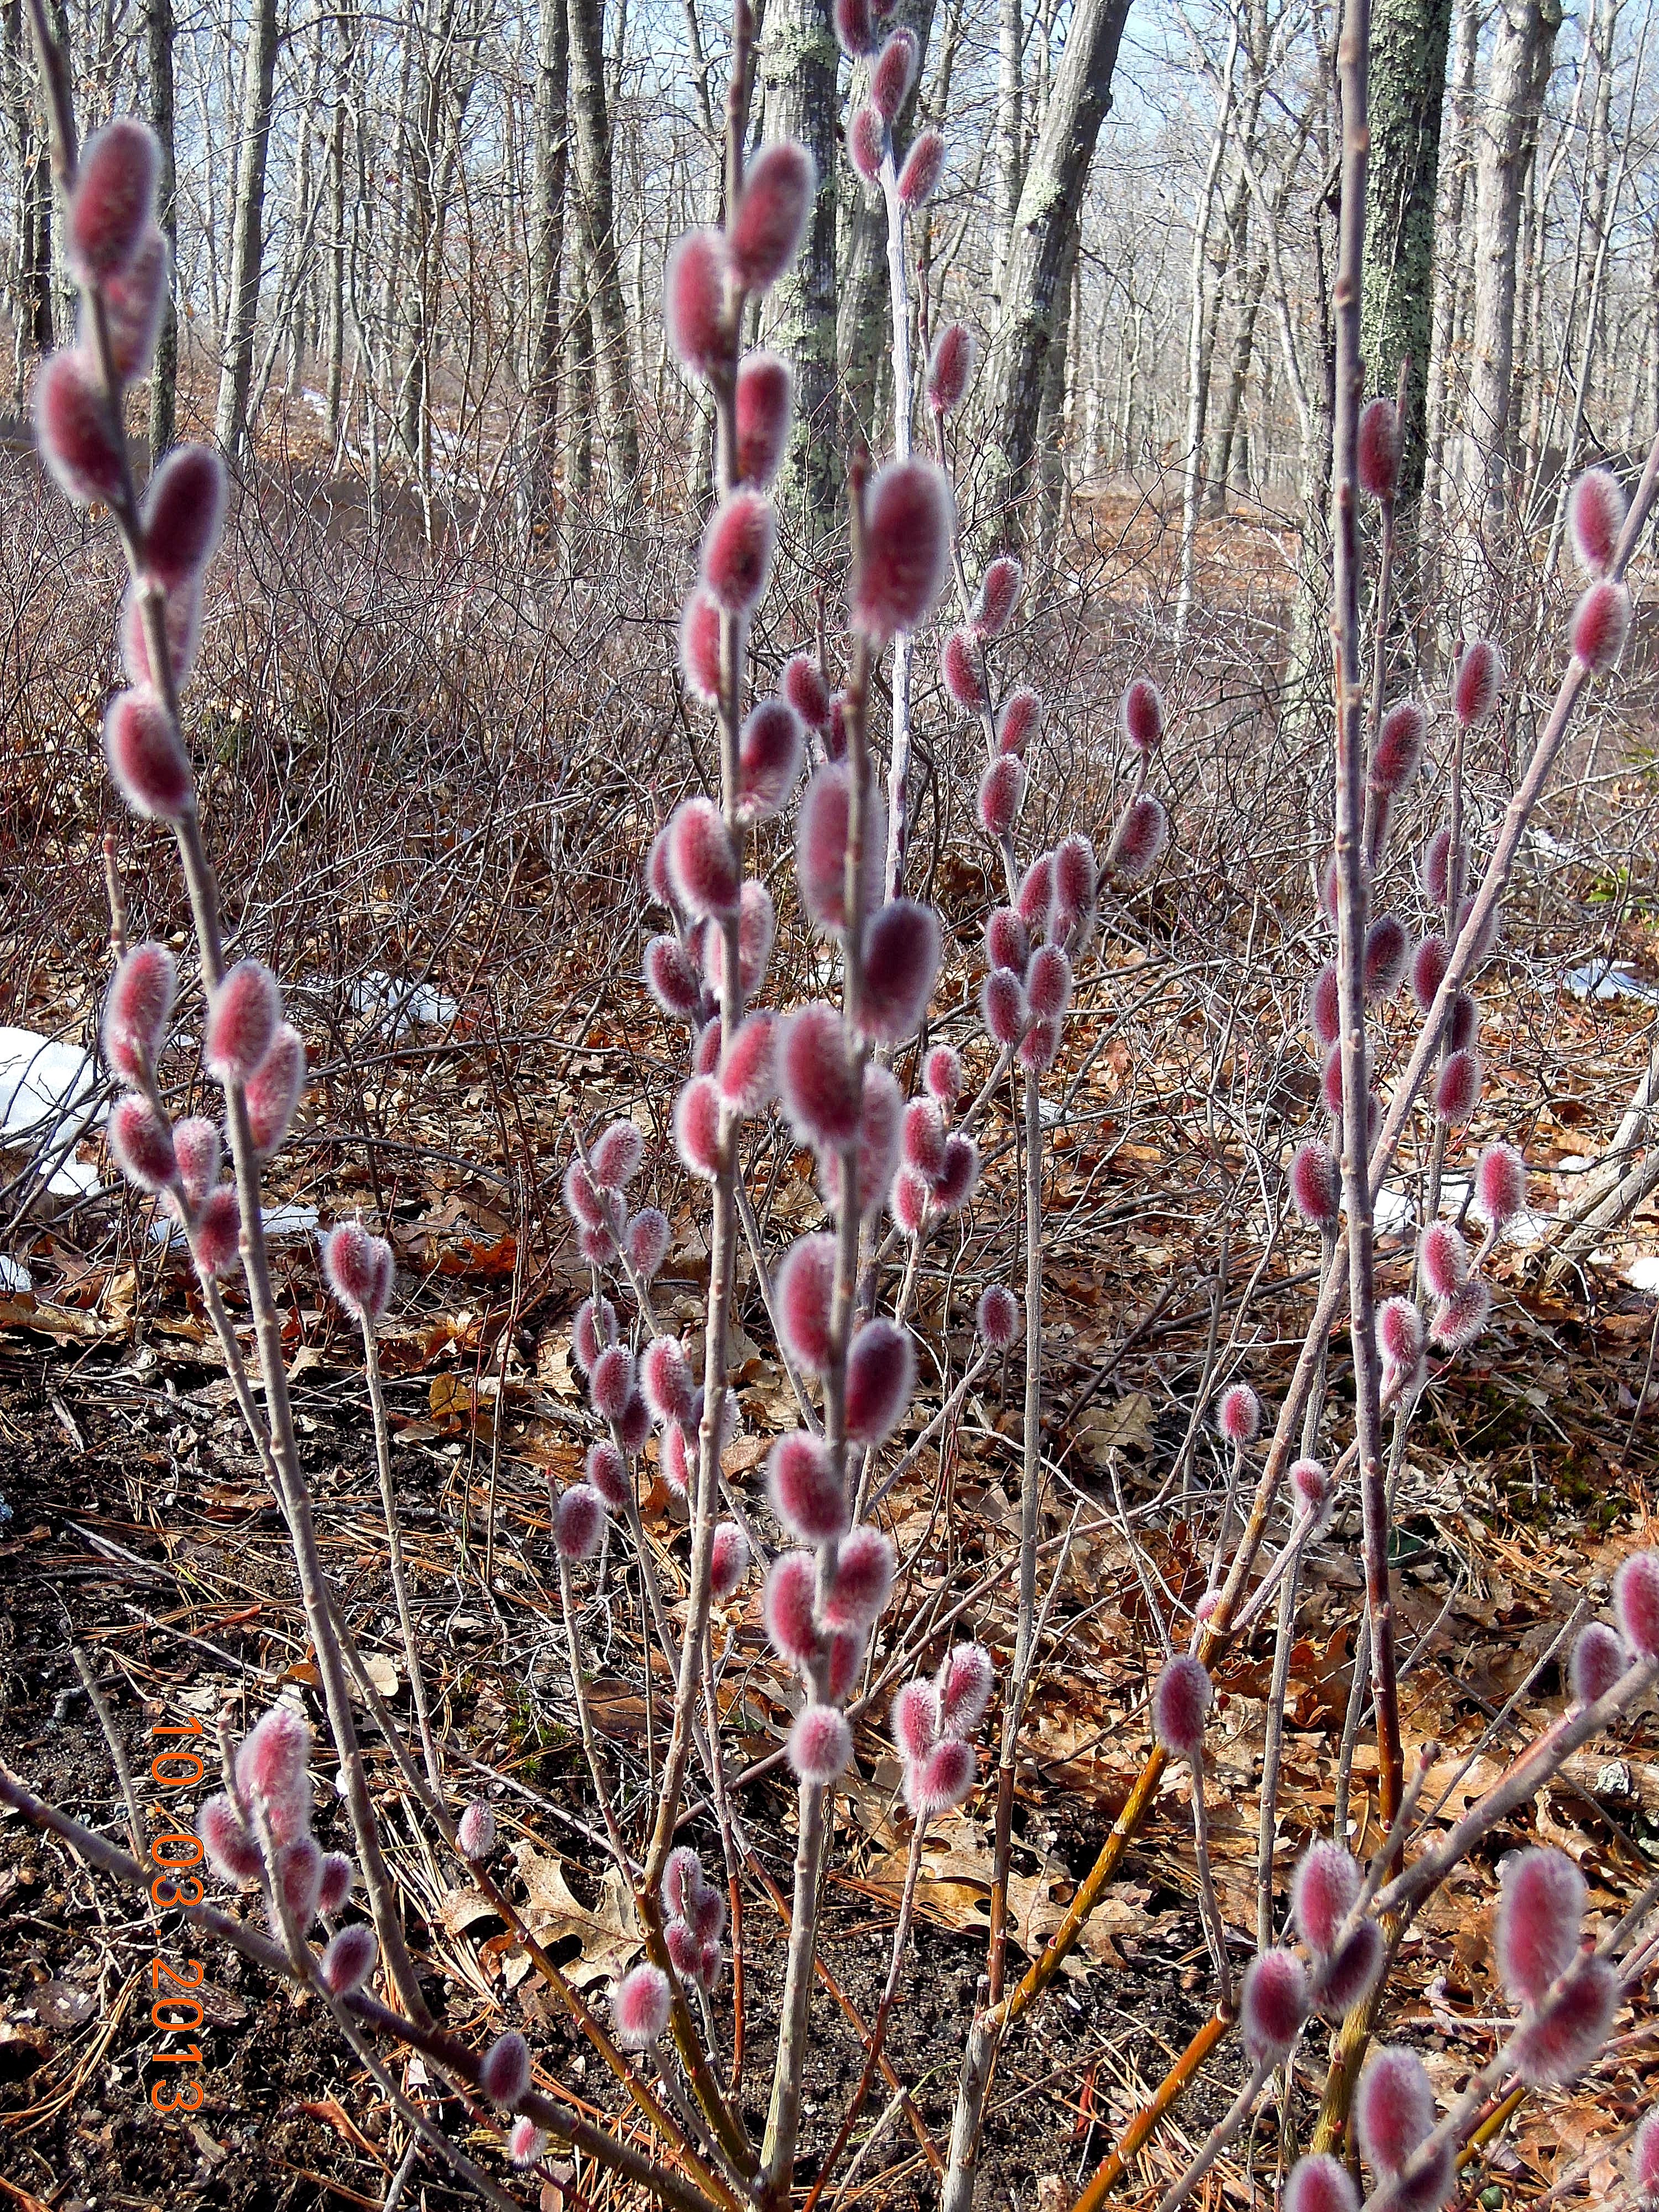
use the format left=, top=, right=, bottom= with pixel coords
left=1563, top=962, right=1659, bottom=1005
left=309, top=971, right=459, bottom=1040
left=1627, top=1256, right=1659, bottom=1294
left=0, top=1028, right=107, bottom=1197
left=151, top=1201, right=319, bottom=1250
left=0, top=1253, right=30, bottom=1292
left=1375, top=1186, right=1416, bottom=1238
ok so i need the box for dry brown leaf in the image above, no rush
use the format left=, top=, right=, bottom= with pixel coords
left=510, top=1840, right=640, bottom=1989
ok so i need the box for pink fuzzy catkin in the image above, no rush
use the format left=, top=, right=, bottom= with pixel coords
left=765, top=1551, right=820, bottom=1666
left=701, top=490, right=775, bottom=614
left=1434, top=1048, right=1480, bottom=1124
left=777, top=1235, right=837, bottom=1373
left=191, top=1185, right=241, bottom=1276
left=1378, top=1297, right=1424, bottom=1380
left=1446, top=990, right=1478, bottom=1055
left=1108, top=792, right=1168, bottom=881
left=1308, top=962, right=1340, bottom=1046
left=1508, top=1956, right=1617, bottom=2086
left=824, top=1063, right=903, bottom=1218
left=844, top=1318, right=915, bottom=1444
left=1614, top=1550, right=1659, bottom=1657
left=316, top=1851, right=354, bottom=1918
left=69, top=118, right=158, bottom=281
left=999, top=687, right=1041, bottom=757
left=236, top=1705, right=311, bottom=1842
left=591, top=1119, right=643, bottom=1190
left=765, top=1433, right=845, bottom=1540
left=1120, top=677, right=1164, bottom=754
left=896, top=127, right=945, bottom=207
left=924, top=1043, right=961, bottom=1103
left=204, top=959, right=280, bottom=1084
left=1019, top=1018, right=1059, bottom=1073
left=1494, top=1846, right=1585, bottom=2008
left=735, top=351, right=794, bottom=489
left=853, top=460, right=953, bottom=638
left=1412, top=933, right=1449, bottom=1012
left=1052, top=833, right=1098, bottom=941
left=860, top=899, right=940, bottom=1042
left=645, top=935, right=702, bottom=1020
left=103, top=223, right=166, bottom=378
left=902, top=1097, right=946, bottom=1178
left=795, top=763, right=885, bottom=933
left=711, top=1518, right=750, bottom=1599
left=1356, top=2046, right=1434, bottom=2178
left=1430, top=1275, right=1491, bottom=1353
left=509, top=2118, right=549, bottom=2168
left=1423, top=826, right=1457, bottom=906
left=738, top=696, right=805, bottom=823
left=870, top=28, right=918, bottom=118
left=782, top=653, right=831, bottom=731
left=942, top=625, right=988, bottom=711
left=679, top=587, right=723, bottom=707
left=973, top=556, right=1023, bottom=638
left=1572, top=578, right=1631, bottom=674
left=933, top=1133, right=979, bottom=1213
left=893, top=1679, right=938, bottom=1760
left=246, top=1025, right=305, bottom=1154
left=481, top=2030, right=532, bottom=2104
left=985, top=906, right=1029, bottom=975
left=890, top=1166, right=930, bottom=1237
left=927, top=321, right=974, bottom=416
left=625, top=1208, right=670, bottom=1281
left=981, top=967, right=1029, bottom=1047
left=1475, top=1141, right=1526, bottom=1229
left=1371, top=699, right=1426, bottom=792
left=1365, top=914, right=1410, bottom=1000
left=586, top=1441, right=632, bottom=1512
left=728, top=142, right=816, bottom=291
left=571, top=1294, right=617, bottom=1374
left=109, top=1095, right=176, bottom=1191
left=1284, top=2156, right=1359, bottom=2212
left=555, top=1483, right=606, bottom=1562
left=457, top=1799, right=497, bottom=1862
left=641, top=1335, right=694, bottom=1427
left=1568, top=465, right=1626, bottom=577
left=324, top=1222, right=392, bottom=1321
left=823, top=1525, right=895, bottom=1629
left=1217, top=1382, right=1260, bottom=1447
left=847, top=102, right=885, bottom=184
left=976, top=1283, right=1020, bottom=1349
left=978, top=754, right=1026, bottom=839
left=589, top=1343, right=634, bottom=1423
left=1632, top=2111, right=1659, bottom=2203
left=779, top=1004, right=862, bottom=1148
left=1310, top=1919, right=1385, bottom=2020
left=1027, top=943, right=1073, bottom=1019
left=199, top=1793, right=262, bottom=1884
left=1571, top=1620, right=1626, bottom=1707
left=1291, top=1456, right=1333, bottom=1532
left=1152, top=1653, right=1211, bottom=1760
left=35, top=349, right=124, bottom=506
left=1240, top=1949, right=1308, bottom=2064
left=140, top=444, right=226, bottom=589
left=790, top=1704, right=853, bottom=1784
left=673, top=1074, right=724, bottom=1179
left=1356, top=397, right=1402, bottom=501
left=937, top=1642, right=993, bottom=1735
left=1290, top=1139, right=1341, bottom=1229
left=1453, top=637, right=1504, bottom=729
left=905, top=1738, right=975, bottom=1816
left=667, top=796, right=740, bottom=920
left=719, top=1012, right=776, bottom=1116
left=103, top=942, right=176, bottom=1082
left=834, top=0, right=877, bottom=55
left=321, top=1924, right=377, bottom=1995
left=104, top=687, right=191, bottom=817
left=1292, top=1840, right=1360, bottom=1955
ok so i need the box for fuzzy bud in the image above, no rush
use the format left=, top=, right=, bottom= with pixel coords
left=455, top=1799, right=497, bottom=1864
left=70, top=119, right=158, bottom=283
left=316, top=1851, right=354, bottom=1919
left=1019, top=1018, right=1059, bottom=1073
left=1430, top=1275, right=1491, bottom=1353
left=1357, top=2046, right=1434, bottom=2178
left=823, top=1063, right=903, bottom=1219
left=977, top=1283, right=1021, bottom=1349
left=1495, top=1846, right=1585, bottom=2009
left=585, top=1442, right=632, bottom=1513
left=1454, top=638, right=1505, bottom=729
left=1284, top=2156, right=1359, bottom=2212
left=776, top=1234, right=837, bottom=1374
left=235, top=1705, right=311, bottom=1843
left=141, top=444, right=226, bottom=591
left=730, top=142, right=816, bottom=291
left=1365, top=914, right=1410, bottom=1000
left=738, top=696, right=805, bottom=823
left=896, top=129, right=946, bottom=207
left=204, top=960, right=280, bottom=1085
left=854, top=460, right=953, bottom=639
left=661, top=1422, right=693, bottom=1493
left=847, top=102, right=885, bottom=184
left=1027, top=944, right=1073, bottom=1020
left=109, top=1094, right=176, bottom=1191
left=893, top=1678, right=938, bottom=1761
left=796, top=764, right=885, bottom=933
left=790, top=1703, right=853, bottom=1785
left=1290, top=1139, right=1341, bottom=1229
left=1052, top=833, right=1098, bottom=940
left=1572, top=578, right=1631, bottom=674
left=1017, top=852, right=1055, bottom=933
left=1153, top=1652, right=1212, bottom=1760
left=1291, top=1456, right=1334, bottom=1533
left=103, top=942, right=176, bottom=1083
left=905, top=1737, right=975, bottom=1817
left=701, top=490, right=775, bottom=615
left=665, top=227, right=727, bottom=379
left=679, top=587, right=723, bottom=708
left=641, top=1335, right=695, bottom=1428
left=933, top=1133, right=979, bottom=1213
left=104, top=686, right=191, bottom=818
left=663, top=1846, right=707, bottom=1922
left=923, top=1044, right=961, bottom=1103
left=779, top=1003, right=862, bottom=1148
left=890, top=1166, right=930, bottom=1238
left=1508, top=1956, right=1617, bottom=2088
left=1292, top=1840, right=1360, bottom=1955
left=1423, top=827, right=1457, bottom=907
left=1309, top=963, right=1340, bottom=1046
left=711, top=1519, right=750, bottom=1599
left=999, top=687, right=1041, bottom=757
left=1356, top=397, right=1401, bottom=502
left=927, top=322, right=975, bottom=417
left=1446, top=990, right=1478, bottom=1055
left=978, top=754, right=1026, bottom=839
left=985, top=906, right=1029, bottom=976
left=1571, top=1620, right=1627, bottom=1708
left=860, top=899, right=941, bottom=1043
left=35, top=349, right=124, bottom=506
left=942, top=626, right=988, bottom=712
left=1121, top=678, right=1164, bottom=754
left=980, top=967, right=1029, bottom=1047
left=1474, top=1141, right=1526, bottom=1230
left=1310, top=1919, right=1385, bottom=2021
left=1240, top=1948, right=1308, bottom=2064
left=719, top=1013, right=776, bottom=1118
left=1371, top=700, right=1426, bottom=793
left=191, top=1185, right=241, bottom=1277
left=769, top=1432, right=846, bottom=1545
left=845, top=1319, right=915, bottom=1444
left=591, top=1120, right=644, bottom=1191
left=247, top=1025, right=305, bottom=1155
left=1614, top=1550, right=1659, bottom=1657
left=324, top=1222, right=392, bottom=1322
left=1108, top=792, right=1168, bottom=882
left=765, top=1550, right=820, bottom=1666
left=970, top=557, right=1022, bottom=642
left=667, top=796, right=740, bottom=921
left=555, top=1483, right=607, bottom=1562
left=1434, top=1048, right=1480, bottom=1125
left=1412, top=934, right=1448, bottom=1012
left=481, top=2030, right=532, bottom=2104
left=870, top=28, right=917, bottom=118
left=902, top=1097, right=946, bottom=1181
left=1217, top=1383, right=1260, bottom=1447
left=937, top=1642, right=993, bottom=1736
left=644, top=934, right=702, bottom=1020
left=509, top=2119, right=548, bottom=2168
left=783, top=653, right=831, bottom=731
left=1378, top=1296, right=1424, bottom=1380
left=572, top=1295, right=617, bottom=1375
left=320, top=1923, right=377, bottom=1995
left=673, top=1074, right=724, bottom=1180
left=199, top=1794, right=262, bottom=1885
left=735, top=351, right=794, bottom=490
left=1632, top=2112, right=1659, bottom=2204
left=274, top=1836, right=323, bottom=1931
left=1568, top=465, right=1626, bottom=577
left=824, top=1524, right=895, bottom=1630
left=834, top=0, right=877, bottom=55
left=621, top=1211, right=668, bottom=1285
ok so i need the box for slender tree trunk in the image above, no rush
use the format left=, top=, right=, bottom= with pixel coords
left=1422, top=0, right=1477, bottom=513
left=993, top=0, right=1021, bottom=300
left=1361, top=0, right=1453, bottom=497
left=982, top=0, right=1133, bottom=531
left=325, top=10, right=349, bottom=447
left=1175, top=21, right=1241, bottom=639
left=566, top=0, right=639, bottom=493
left=1454, top=0, right=1563, bottom=597
left=525, top=0, right=570, bottom=517
left=758, top=0, right=839, bottom=526
left=214, top=0, right=281, bottom=460
left=145, top=0, right=177, bottom=454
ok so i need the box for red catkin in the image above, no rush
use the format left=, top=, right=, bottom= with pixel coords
left=853, top=459, right=953, bottom=639
left=898, top=130, right=946, bottom=208
left=1453, top=637, right=1505, bottom=729
left=711, top=1520, right=750, bottom=1599
left=102, top=224, right=166, bottom=379
left=1475, top=1141, right=1526, bottom=1228
left=1356, top=2046, right=1434, bottom=2178
left=481, top=2031, right=532, bottom=2104
left=1572, top=578, right=1631, bottom=674
left=776, top=1234, right=837, bottom=1374
left=1356, top=396, right=1401, bottom=501
left=860, top=899, right=941, bottom=1042
left=104, top=686, right=191, bottom=818
left=782, top=652, right=831, bottom=730
left=978, top=755, right=1026, bottom=838
left=764, top=1551, right=819, bottom=1666
left=999, top=687, right=1041, bottom=756
left=109, top=1095, right=175, bottom=1191
left=823, top=1525, right=895, bottom=1629
left=847, top=102, right=885, bottom=183
left=844, top=1318, right=916, bottom=1444
left=1571, top=1620, right=1626, bottom=1707
left=1284, top=2156, right=1359, bottom=2212
left=905, top=1738, right=975, bottom=1817
left=1371, top=699, right=1426, bottom=792
left=1217, top=1383, right=1259, bottom=1446
left=735, top=351, right=794, bottom=489
left=246, top=1025, right=305, bottom=1155
left=893, top=1679, right=938, bottom=1761
left=778, top=1003, right=862, bottom=1149
left=1290, top=1139, right=1341, bottom=1229
left=1240, top=1949, right=1308, bottom=2064
left=927, top=321, right=974, bottom=416
left=1108, top=792, right=1168, bottom=881
left=1568, top=464, right=1626, bottom=578
left=790, top=1704, right=853, bottom=1784
left=1434, top=1048, right=1480, bottom=1124
left=35, top=349, right=124, bottom=505
left=103, top=942, right=175, bottom=1082
left=666, top=795, right=740, bottom=920
left=141, top=444, right=226, bottom=590
left=1292, top=1840, right=1359, bottom=1955
left=795, top=763, right=885, bottom=933
left=942, top=625, right=988, bottom=711
left=1494, top=1846, right=1584, bottom=2008
left=69, top=118, right=158, bottom=283
left=664, top=227, right=727, bottom=379
left=1412, top=933, right=1448, bottom=1012
left=1152, top=1653, right=1211, bottom=1760
left=321, top=1925, right=377, bottom=1995
left=673, top=1074, right=724, bottom=1179
left=701, top=490, right=776, bottom=615
left=679, top=587, right=723, bottom=707
left=204, top=959, right=280, bottom=1084
left=769, top=1432, right=847, bottom=1543
left=1614, top=1549, right=1659, bottom=1657
left=728, top=142, right=816, bottom=291
left=932, top=1133, right=978, bottom=1213
left=833, top=0, right=877, bottom=54
left=738, top=696, right=805, bottom=822
left=870, top=28, right=917, bottom=118
left=1120, top=677, right=1165, bottom=754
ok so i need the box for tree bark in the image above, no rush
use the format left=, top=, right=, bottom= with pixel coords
left=1453, top=0, right=1562, bottom=583
left=981, top=0, right=1133, bottom=531
left=525, top=0, right=570, bottom=517
left=145, top=0, right=177, bottom=454
left=214, top=0, right=280, bottom=460
left=758, top=0, right=839, bottom=526
left=1421, top=0, right=1477, bottom=514
left=566, top=0, right=639, bottom=493
left=993, top=0, right=1021, bottom=300
left=1360, top=0, right=1453, bottom=497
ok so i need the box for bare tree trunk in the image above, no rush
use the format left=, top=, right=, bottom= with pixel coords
left=214, top=0, right=280, bottom=460
left=325, top=8, right=349, bottom=447
left=1422, top=0, right=1477, bottom=514
left=4, top=0, right=53, bottom=404
left=993, top=0, right=1021, bottom=301
left=566, top=0, right=639, bottom=493
left=982, top=0, right=1133, bottom=532
left=1175, top=19, right=1241, bottom=639
left=145, top=0, right=177, bottom=455
left=758, top=0, right=839, bottom=526
left=525, top=0, right=570, bottom=517
left=1454, top=0, right=1563, bottom=600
